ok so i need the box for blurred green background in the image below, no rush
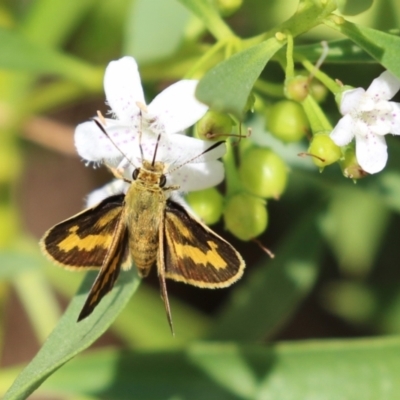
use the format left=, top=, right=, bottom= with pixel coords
left=2, top=0, right=400, bottom=399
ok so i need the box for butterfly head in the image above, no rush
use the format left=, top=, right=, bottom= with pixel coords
left=132, top=160, right=167, bottom=188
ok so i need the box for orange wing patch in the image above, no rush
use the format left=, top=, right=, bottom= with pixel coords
left=40, top=195, right=124, bottom=269
left=163, top=201, right=245, bottom=288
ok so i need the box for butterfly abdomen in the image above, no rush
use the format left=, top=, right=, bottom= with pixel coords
left=124, top=182, right=165, bottom=277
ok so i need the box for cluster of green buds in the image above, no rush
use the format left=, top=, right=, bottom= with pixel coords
left=186, top=38, right=382, bottom=241
left=188, top=108, right=289, bottom=242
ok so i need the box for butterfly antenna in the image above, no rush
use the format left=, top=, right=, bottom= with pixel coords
left=93, top=118, right=136, bottom=168
left=168, top=140, right=225, bottom=175
left=151, top=134, right=162, bottom=167
left=138, top=109, right=145, bottom=163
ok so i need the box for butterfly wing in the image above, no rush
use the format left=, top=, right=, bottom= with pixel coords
left=163, top=200, right=245, bottom=288
left=40, top=194, right=125, bottom=269
left=78, top=215, right=129, bottom=321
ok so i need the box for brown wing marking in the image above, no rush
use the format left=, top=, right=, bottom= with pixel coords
left=77, top=215, right=128, bottom=321
left=40, top=195, right=125, bottom=269
left=163, top=200, right=245, bottom=288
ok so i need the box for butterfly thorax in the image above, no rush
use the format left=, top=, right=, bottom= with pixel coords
left=123, top=161, right=167, bottom=277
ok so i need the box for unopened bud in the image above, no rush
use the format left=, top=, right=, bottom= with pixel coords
left=239, top=147, right=288, bottom=199
left=215, top=0, right=243, bottom=17
left=195, top=110, right=234, bottom=141
left=267, top=100, right=309, bottom=142
left=186, top=188, right=224, bottom=225
left=339, top=147, right=368, bottom=179
left=224, top=193, right=268, bottom=241
left=308, top=134, right=341, bottom=168
left=285, top=75, right=310, bottom=102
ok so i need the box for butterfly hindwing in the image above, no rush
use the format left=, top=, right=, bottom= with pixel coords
left=40, top=194, right=125, bottom=269
left=78, top=215, right=129, bottom=321
left=163, top=200, right=245, bottom=288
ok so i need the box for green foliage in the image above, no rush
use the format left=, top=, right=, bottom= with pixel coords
left=2, top=0, right=400, bottom=399
left=4, top=269, right=140, bottom=400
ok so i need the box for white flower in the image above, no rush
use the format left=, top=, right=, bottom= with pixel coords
left=75, top=56, right=226, bottom=196
left=330, top=71, right=400, bottom=174
left=85, top=179, right=129, bottom=207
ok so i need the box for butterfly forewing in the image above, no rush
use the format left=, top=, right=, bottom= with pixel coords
left=40, top=195, right=125, bottom=269
left=163, top=200, right=245, bottom=287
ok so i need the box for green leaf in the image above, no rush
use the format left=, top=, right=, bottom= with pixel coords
left=3, top=269, right=140, bottom=400
left=177, top=0, right=234, bottom=40
left=34, top=337, right=400, bottom=400
left=207, top=211, right=322, bottom=341
left=196, top=39, right=283, bottom=118
left=124, top=0, right=190, bottom=63
left=320, top=188, right=390, bottom=277
left=294, top=39, right=375, bottom=63
left=0, top=28, right=103, bottom=89
left=324, top=19, right=400, bottom=79
left=112, top=284, right=210, bottom=348
left=336, top=0, right=374, bottom=16
left=196, top=0, right=338, bottom=118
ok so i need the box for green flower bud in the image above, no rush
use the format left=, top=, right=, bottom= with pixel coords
left=239, top=147, right=288, bottom=199
left=285, top=75, right=310, bottom=102
left=215, top=0, right=243, bottom=17
left=186, top=188, right=224, bottom=225
left=224, top=192, right=268, bottom=241
left=310, top=79, right=328, bottom=103
left=267, top=100, right=309, bottom=142
left=308, top=134, right=341, bottom=168
left=195, top=110, right=234, bottom=141
left=339, top=147, right=368, bottom=179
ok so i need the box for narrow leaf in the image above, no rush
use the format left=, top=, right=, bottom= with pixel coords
left=336, top=0, right=374, bottom=16
left=32, top=337, right=400, bottom=400
left=294, top=39, right=375, bottom=64
left=324, top=19, right=400, bottom=79
left=4, top=269, right=140, bottom=400
left=207, top=211, right=322, bottom=341
left=196, top=39, right=283, bottom=118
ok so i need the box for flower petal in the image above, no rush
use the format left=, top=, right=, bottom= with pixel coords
left=86, top=179, right=129, bottom=207
left=75, top=119, right=141, bottom=163
left=366, top=70, right=400, bottom=101
left=104, top=57, right=145, bottom=122
left=388, top=102, right=400, bottom=135
left=168, top=161, right=224, bottom=192
left=367, top=109, right=393, bottom=136
left=147, top=80, right=208, bottom=134
left=330, top=114, right=356, bottom=146
left=138, top=133, right=226, bottom=167
left=340, top=88, right=365, bottom=115
left=355, top=131, right=387, bottom=174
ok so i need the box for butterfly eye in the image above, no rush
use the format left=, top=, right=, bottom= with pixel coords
left=160, top=174, right=167, bottom=187
left=132, top=168, right=140, bottom=180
